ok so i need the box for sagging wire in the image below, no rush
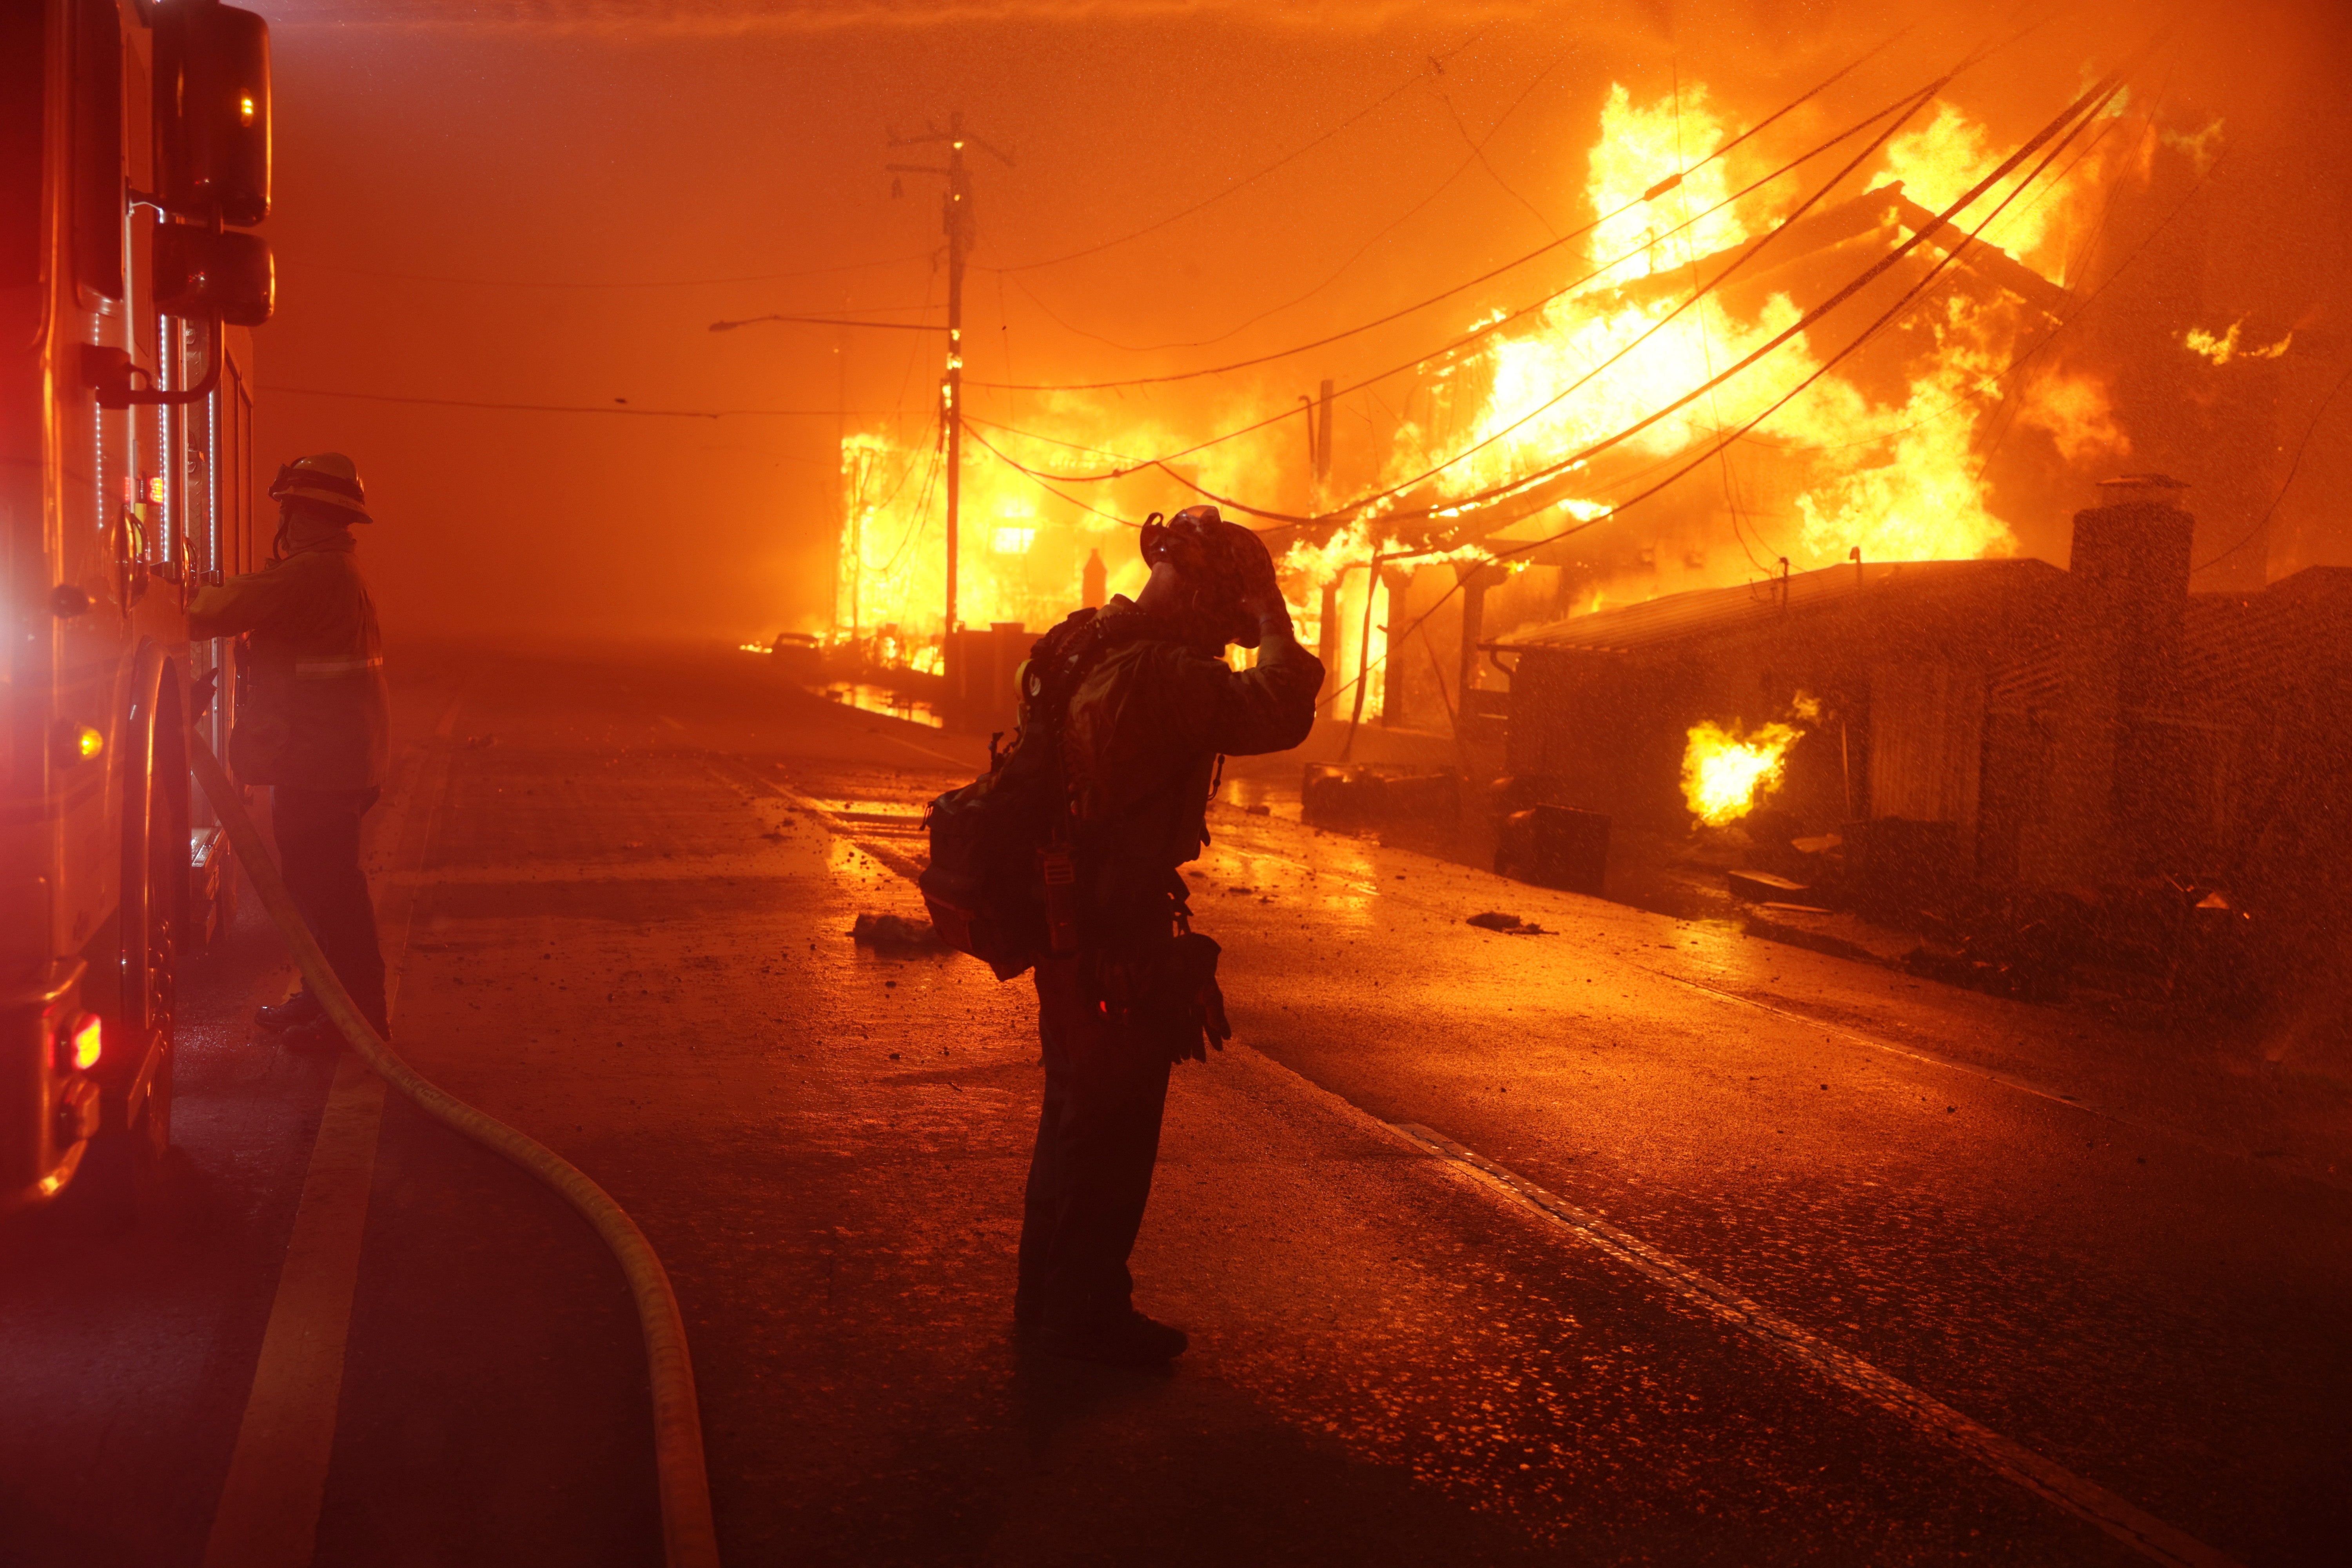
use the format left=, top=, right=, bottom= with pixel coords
left=960, top=422, right=1152, bottom=528
left=1312, top=68, right=2136, bottom=720
left=1671, top=57, right=1779, bottom=574
left=882, top=423, right=947, bottom=574
left=965, top=25, right=1913, bottom=391
left=974, top=56, right=1969, bottom=531
left=310, top=250, right=933, bottom=291
left=1738, top=116, right=2216, bottom=469
left=1747, top=81, right=2189, bottom=486
left=1030, top=41, right=1582, bottom=358
left=2193, top=359, right=2352, bottom=573
left=261, top=387, right=895, bottom=419
left=1224, top=54, right=2138, bottom=535
left=975, top=23, right=1499, bottom=276
left=960, top=63, right=1972, bottom=497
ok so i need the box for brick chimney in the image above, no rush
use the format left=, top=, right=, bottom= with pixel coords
left=2069, top=474, right=2195, bottom=710
left=2016, top=477, right=2198, bottom=887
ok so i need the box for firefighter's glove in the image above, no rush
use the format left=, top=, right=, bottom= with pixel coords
left=1175, top=930, right=1231, bottom=1058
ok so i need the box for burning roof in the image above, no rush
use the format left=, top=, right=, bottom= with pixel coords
left=1492, top=559, right=2065, bottom=657
left=831, top=50, right=2231, bottom=707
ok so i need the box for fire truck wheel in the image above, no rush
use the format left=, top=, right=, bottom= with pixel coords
left=63, top=1049, right=171, bottom=1235
left=60, top=707, right=182, bottom=1235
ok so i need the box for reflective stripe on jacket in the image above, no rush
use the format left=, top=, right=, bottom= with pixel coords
left=189, top=536, right=390, bottom=790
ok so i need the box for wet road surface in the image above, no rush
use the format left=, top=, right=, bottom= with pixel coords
left=4, top=641, right=2345, bottom=1566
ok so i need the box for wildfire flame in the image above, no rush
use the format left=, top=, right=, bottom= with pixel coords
left=829, top=75, right=2169, bottom=685
left=2182, top=318, right=2291, bottom=366
left=1681, top=714, right=1804, bottom=826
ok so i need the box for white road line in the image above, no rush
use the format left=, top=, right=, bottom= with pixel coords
left=778, top=757, right=2243, bottom=1564
left=1215, top=813, right=2320, bottom=1180
left=711, top=757, right=927, bottom=882
left=1393, top=1122, right=2244, bottom=1568
left=1642, top=967, right=2343, bottom=1186
left=199, top=694, right=464, bottom=1567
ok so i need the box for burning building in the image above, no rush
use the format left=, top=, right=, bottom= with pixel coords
left=1492, top=477, right=2352, bottom=1001
left=811, top=49, right=2337, bottom=1001
left=824, top=71, right=2235, bottom=728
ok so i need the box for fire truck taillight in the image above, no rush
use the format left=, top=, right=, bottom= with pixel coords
left=57, top=1013, right=102, bottom=1072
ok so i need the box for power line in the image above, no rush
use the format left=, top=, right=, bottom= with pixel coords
left=964, top=29, right=1914, bottom=394
left=1314, top=64, right=2133, bottom=717
left=1160, top=56, right=2124, bottom=532
left=1433, top=71, right=1560, bottom=237
left=993, top=76, right=2117, bottom=701
left=1004, top=43, right=1580, bottom=358
left=973, top=26, right=1497, bottom=276
left=710, top=312, right=948, bottom=334
left=960, top=69, right=1958, bottom=485
left=1740, top=124, right=2217, bottom=467
left=262, top=385, right=892, bottom=418
left=962, top=431, right=1144, bottom=529
left=2193, top=359, right=2352, bottom=573
left=977, top=52, right=2122, bottom=548
left=976, top=62, right=1963, bottom=523
left=301, top=252, right=934, bottom=290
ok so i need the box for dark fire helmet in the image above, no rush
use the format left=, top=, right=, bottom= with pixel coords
left=1138, top=503, right=1272, bottom=648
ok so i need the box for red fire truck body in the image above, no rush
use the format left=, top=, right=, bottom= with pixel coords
left=3, top=0, right=275, bottom=1224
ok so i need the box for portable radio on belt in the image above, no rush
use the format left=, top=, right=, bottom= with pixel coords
left=1040, top=838, right=1081, bottom=955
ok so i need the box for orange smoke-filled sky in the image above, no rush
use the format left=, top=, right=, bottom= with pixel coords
left=251, top=0, right=2352, bottom=646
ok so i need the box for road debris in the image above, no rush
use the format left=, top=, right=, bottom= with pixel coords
left=852, top=912, right=942, bottom=950
left=1466, top=911, right=1552, bottom=935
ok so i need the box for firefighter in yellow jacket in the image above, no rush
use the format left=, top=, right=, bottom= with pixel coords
left=190, top=453, right=392, bottom=1049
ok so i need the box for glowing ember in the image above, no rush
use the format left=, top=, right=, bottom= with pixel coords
left=2182, top=319, right=2292, bottom=366
left=1681, top=717, right=1802, bottom=826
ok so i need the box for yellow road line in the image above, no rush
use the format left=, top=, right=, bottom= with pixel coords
left=198, top=694, right=463, bottom=1566
left=198, top=1055, right=385, bottom=1568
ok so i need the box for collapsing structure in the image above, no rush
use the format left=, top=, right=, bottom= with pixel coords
left=1491, top=477, right=2352, bottom=1000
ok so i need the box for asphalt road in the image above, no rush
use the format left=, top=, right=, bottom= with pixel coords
left=4, top=641, right=2345, bottom=1568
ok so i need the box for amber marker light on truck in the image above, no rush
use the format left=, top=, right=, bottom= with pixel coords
left=53, top=1013, right=101, bottom=1072
left=240, top=94, right=257, bottom=125
left=69, top=1014, right=101, bottom=1071
left=52, top=721, right=103, bottom=768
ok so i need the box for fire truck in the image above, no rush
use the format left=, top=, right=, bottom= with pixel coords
left=3, top=0, right=275, bottom=1227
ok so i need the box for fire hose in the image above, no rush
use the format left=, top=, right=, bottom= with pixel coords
left=188, top=733, right=721, bottom=1568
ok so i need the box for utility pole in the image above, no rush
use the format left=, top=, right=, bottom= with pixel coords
left=833, top=314, right=848, bottom=644
left=1304, top=377, right=1340, bottom=715
left=889, top=112, right=1009, bottom=705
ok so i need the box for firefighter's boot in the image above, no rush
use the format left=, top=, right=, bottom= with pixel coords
left=1042, top=1307, right=1188, bottom=1369
left=256, top=990, right=322, bottom=1033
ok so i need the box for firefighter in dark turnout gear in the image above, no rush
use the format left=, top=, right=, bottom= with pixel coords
left=189, top=453, right=392, bottom=1050
left=1017, top=505, right=1323, bottom=1367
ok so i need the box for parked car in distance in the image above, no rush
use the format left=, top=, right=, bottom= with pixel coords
left=769, top=632, right=824, bottom=683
